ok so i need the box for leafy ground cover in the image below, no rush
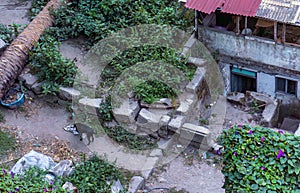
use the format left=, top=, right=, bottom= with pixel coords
left=0, top=154, right=128, bottom=193
left=220, top=125, right=300, bottom=192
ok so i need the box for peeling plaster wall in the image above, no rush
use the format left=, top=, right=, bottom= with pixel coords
left=257, top=72, right=275, bottom=97
left=199, top=27, right=300, bottom=101
left=198, top=27, right=300, bottom=72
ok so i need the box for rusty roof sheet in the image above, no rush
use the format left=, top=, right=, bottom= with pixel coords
left=256, top=0, right=300, bottom=25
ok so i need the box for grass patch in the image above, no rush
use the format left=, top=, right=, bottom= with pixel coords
left=0, top=128, right=16, bottom=158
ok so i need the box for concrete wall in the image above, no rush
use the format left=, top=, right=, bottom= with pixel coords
left=199, top=27, right=300, bottom=101
left=198, top=27, right=300, bottom=72
left=257, top=72, right=275, bottom=97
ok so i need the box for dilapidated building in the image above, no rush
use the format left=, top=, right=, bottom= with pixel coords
left=185, top=0, right=300, bottom=103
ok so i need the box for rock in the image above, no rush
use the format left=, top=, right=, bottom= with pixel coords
left=31, top=81, right=44, bottom=95
left=158, top=115, right=171, bottom=138
left=179, top=123, right=213, bottom=150
left=127, top=176, right=145, bottom=193
left=246, top=91, right=273, bottom=104
left=158, top=177, right=167, bottom=183
left=18, top=73, right=39, bottom=89
left=187, top=57, right=207, bottom=67
left=157, top=138, right=174, bottom=151
left=48, top=160, right=74, bottom=177
left=176, top=98, right=194, bottom=115
left=11, top=150, right=56, bottom=175
left=59, top=87, right=81, bottom=101
left=136, top=108, right=161, bottom=133
left=168, top=115, right=186, bottom=132
left=113, top=99, right=140, bottom=124
left=62, top=182, right=77, bottom=192
left=262, top=101, right=279, bottom=127
left=0, top=39, right=6, bottom=52
left=78, top=97, right=103, bottom=115
left=45, top=174, right=55, bottom=183
left=110, top=179, right=124, bottom=193
left=186, top=67, right=206, bottom=93
left=295, top=124, right=300, bottom=136
left=149, top=149, right=163, bottom=157
left=227, top=92, right=245, bottom=104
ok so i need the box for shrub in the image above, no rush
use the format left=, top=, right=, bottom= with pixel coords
left=0, top=167, right=68, bottom=192
left=103, top=126, right=158, bottom=150
left=219, top=125, right=300, bottom=192
left=67, top=154, right=126, bottom=193
left=0, top=24, right=15, bottom=44
left=51, top=0, right=191, bottom=44
left=29, top=32, right=78, bottom=94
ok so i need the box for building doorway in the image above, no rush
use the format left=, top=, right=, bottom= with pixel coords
left=231, top=67, right=257, bottom=93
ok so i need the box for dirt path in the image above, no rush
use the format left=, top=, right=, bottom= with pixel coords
left=0, top=1, right=227, bottom=192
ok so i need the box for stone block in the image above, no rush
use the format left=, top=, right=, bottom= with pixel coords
left=137, top=108, right=161, bottom=133
left=186, top=67, right=206, bottom=93
left=59, top=87, right=81, bottom=101
left=179, top=123, right=213, bottom=150
left=158, top=115, right=171, bottom=138
left=18, top=73, right=39, bottom=89
left=31, top=81, right=44, bottom=95
left=78, top=97, right=103, bottom=115
left=187, top=57, right=207, bottom=67
left=127, top=176, right=145, bottom=193
left=227, top=92, right=245, bottom=104
left=113, top=99, right=140, bottom=124
left=149, top=149, right=163, bottom=157
left=168, top=115, right=186, bottom=132
left=295, top=124, right=300, bottom=137
left=0, top=39, right=6, bottom=52
left=176, top=98, right=194, bottom=116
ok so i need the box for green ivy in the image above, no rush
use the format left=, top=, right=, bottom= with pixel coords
left=219, top=125, right=300, bottom=192
left=67, top=154, right=126, bottom=193
left=0, top=24, right=15, bottom=44
left=0, top=167, right=68, bottom=192
left=103, top=126, right=158, bottom=150
left=29, top=0, right=50, bottom=20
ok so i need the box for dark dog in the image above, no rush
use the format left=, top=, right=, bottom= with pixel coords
left=74, top=123, right=95, bottom=145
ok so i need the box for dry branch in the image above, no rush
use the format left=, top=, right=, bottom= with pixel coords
left=0, top=0, right=64, bottom=98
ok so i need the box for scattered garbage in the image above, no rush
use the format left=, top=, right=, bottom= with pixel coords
left=64, top=124, right=79, bottom=135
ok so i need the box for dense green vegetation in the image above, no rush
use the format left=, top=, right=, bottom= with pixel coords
left=0, top=155, right=127, bottom=192
left=29, top=33, right=77, bottom=94
left=220, top=125, right=300, bottom=192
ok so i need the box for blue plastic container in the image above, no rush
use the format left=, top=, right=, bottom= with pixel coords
left=0, top=93, right=25, bottom=109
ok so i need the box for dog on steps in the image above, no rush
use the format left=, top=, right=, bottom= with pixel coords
left=74, top=123, right=95, bottom=145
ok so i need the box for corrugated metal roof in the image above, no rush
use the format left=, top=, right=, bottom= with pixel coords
left=222, top=0, right=262, bottom=16
left=256, top=0, right=300, bottom=25
left=185, top=0, right=225, bottom=14
left=185, top=0, right=261, bottom=16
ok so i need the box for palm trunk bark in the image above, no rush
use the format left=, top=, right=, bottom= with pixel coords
left=0, top=0, right=64, bottom=98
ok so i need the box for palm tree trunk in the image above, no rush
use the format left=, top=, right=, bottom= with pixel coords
left=0, top=0, right=64, bottom=99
